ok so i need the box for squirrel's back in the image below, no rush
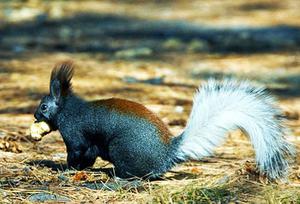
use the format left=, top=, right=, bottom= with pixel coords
left=90, top=98, right=173, bottom=144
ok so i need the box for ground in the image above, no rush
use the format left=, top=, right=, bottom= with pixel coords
left=0, top=0, right=300, bottom=203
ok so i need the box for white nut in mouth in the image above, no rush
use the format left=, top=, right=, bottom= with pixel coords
left=30, top=121, right=51, bottom=141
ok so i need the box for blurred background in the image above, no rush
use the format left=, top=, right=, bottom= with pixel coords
left=0, top=0, right=300, bottom=203
left=1, top=0, right=300, bottom=94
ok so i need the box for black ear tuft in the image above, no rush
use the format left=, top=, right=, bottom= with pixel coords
left=50, top=61, right=74, bottom=96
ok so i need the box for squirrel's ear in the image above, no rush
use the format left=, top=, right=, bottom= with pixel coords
left=50, top=61, right=74, bottom=97
left=50, top=79, right=61, bottom=102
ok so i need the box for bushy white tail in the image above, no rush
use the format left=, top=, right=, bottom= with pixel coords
left=177, top=79, right=295, bottom=179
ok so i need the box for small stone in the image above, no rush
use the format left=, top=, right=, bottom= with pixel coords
left=52, top=153, right=67, bottom=161
left=28, top=193, right=70, bottom=202
left=175, top=106, right=184, bottom=113
left=58, top=174, right=69, bottom=182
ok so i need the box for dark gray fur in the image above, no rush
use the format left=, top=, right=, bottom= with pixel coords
left=34, top=63, right=182, bottom=179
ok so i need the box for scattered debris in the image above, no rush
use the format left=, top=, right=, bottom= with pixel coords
left=82, top=179, right=144, bottom=191
left=168, top=119, right=186, bottom=126
left=73, top=171, right=89, bottom=182
left=0, top=140, right=22, bottom=153
left=283, top=110, right=299, bottom=120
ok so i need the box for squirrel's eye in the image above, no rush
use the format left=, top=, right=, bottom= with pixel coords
left=41, top=104, right=48, bottom=112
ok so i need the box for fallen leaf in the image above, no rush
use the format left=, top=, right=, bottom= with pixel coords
left=73, top=171, right=89, bottom=182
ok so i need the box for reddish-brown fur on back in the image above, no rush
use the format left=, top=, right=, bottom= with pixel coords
left=91, top=98, right=172, bottom=144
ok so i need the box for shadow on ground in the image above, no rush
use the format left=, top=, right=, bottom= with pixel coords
left=27, top=159, right=68, bottom=171
left=191, top=70, right=300, bottom=98
left=27, top=159, right=115, bottom=176
left=0, top=12, right=300, bottom=58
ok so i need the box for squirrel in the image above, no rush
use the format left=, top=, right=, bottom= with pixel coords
left=33, top=61, right=294, bottom=180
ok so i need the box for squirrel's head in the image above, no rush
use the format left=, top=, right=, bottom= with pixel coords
left=34, top=61, right=74, bottom=128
